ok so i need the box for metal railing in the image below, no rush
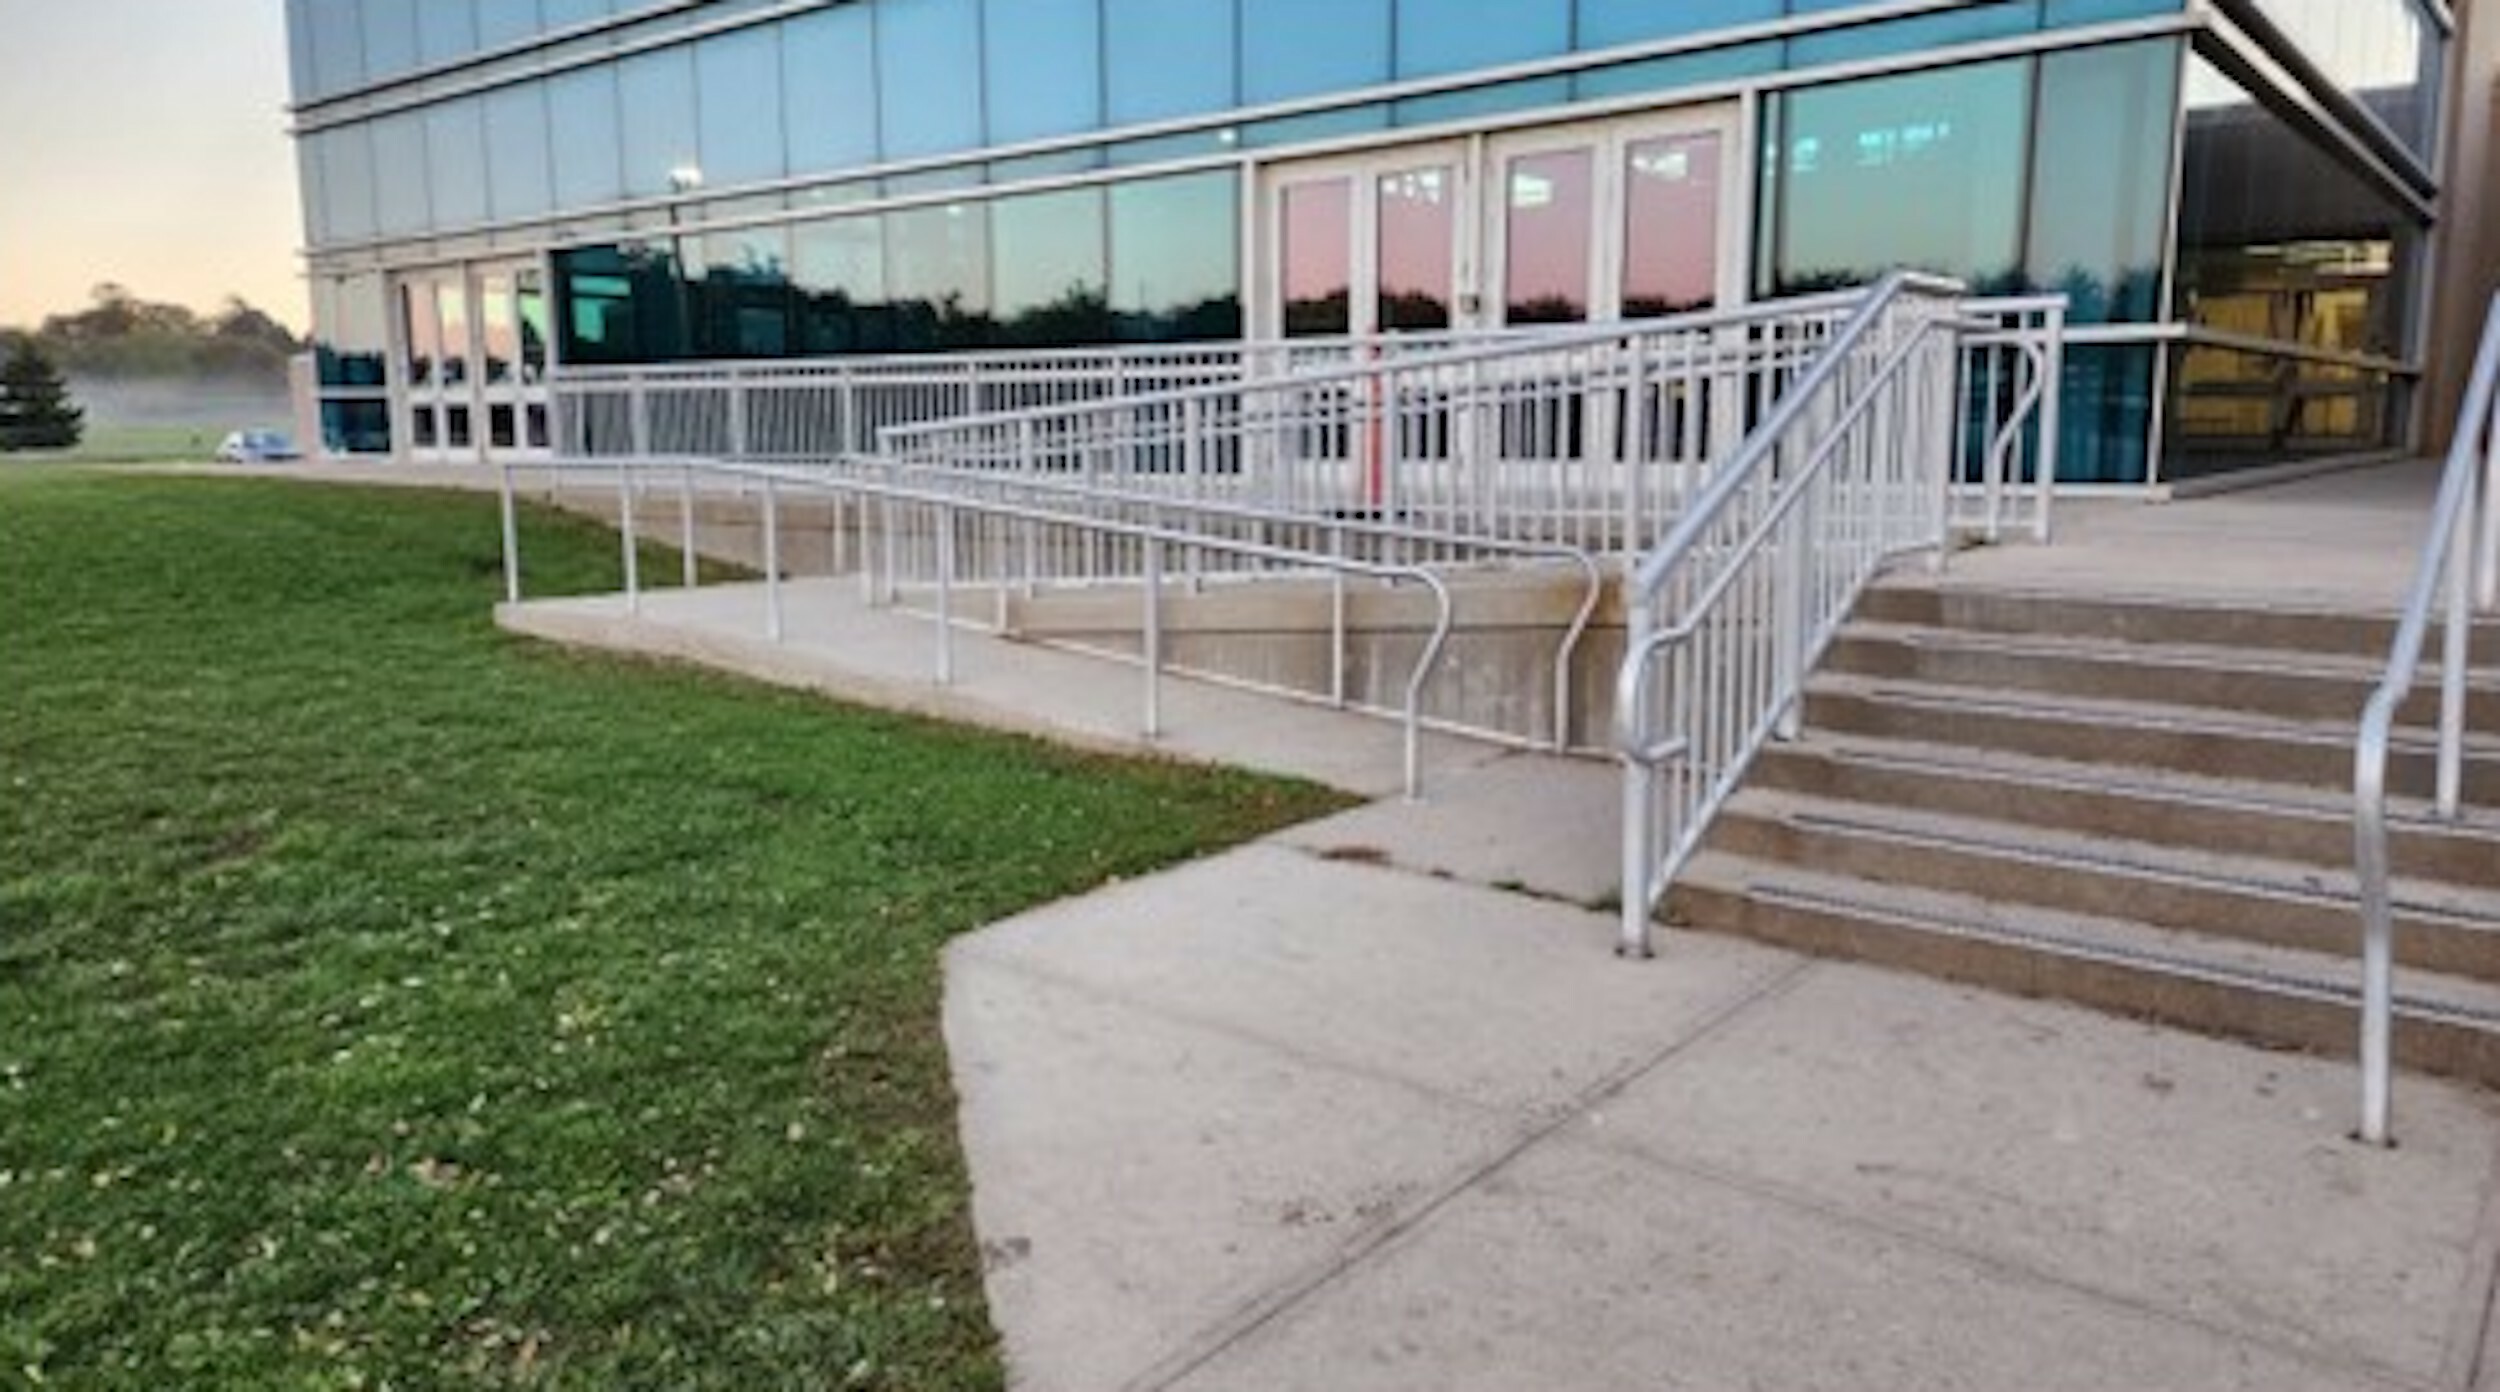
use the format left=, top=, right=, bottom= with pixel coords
left=1614, top=273, right=1996, bottom=957
left=1952, top=296, right=2067, bottom=545
left=2352, top=289, right=2500, bottom=1146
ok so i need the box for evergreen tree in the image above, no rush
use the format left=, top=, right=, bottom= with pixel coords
left=0, top=340, right=84, bottom=451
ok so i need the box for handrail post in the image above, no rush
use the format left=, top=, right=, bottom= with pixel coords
left=618, top=466, right=641, bottom=614
left=498, top=460, right=521, bottom=605
left=935, top=502, right=955, bottom=685
left=763, top=475, right=784, bottom=643
left=1143, top=535, right=1163, bottom=738
left=2036, top=305, right=2065, bottom=544
left=2440, top=505, right=2472, bottom=816
left=679, top=462, right=699, bottom=588
left=1619, top=596, right=1656, bottom=960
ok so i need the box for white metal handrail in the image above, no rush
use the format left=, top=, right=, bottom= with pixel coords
left=1614, top=273, right=2011, bottom=957
left=2352, top=289, right=2500, bottom=1146
left=500, top=454, right=1481, bottom=796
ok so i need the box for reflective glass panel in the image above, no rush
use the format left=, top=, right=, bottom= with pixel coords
left=884, top=201, right=991, bottom=350
left=1622, top=132, right=1721, bottom=317
left=2051, top=344, right=2156, bottom=484
left=297, top=140, right=328, bottom=245
left=618, top=46, right=698, bottom=198
left=516, top=269, right=550, bottom=380
left=696, top=25, right=785, bottom=186
left=317, top=273, right=389, bottom=387
left=1574, top=40, right=1780, bottom=101
left=1110, top=170, right=1241, bottom=341
left=1504, top=149, right=1592, bottom=325
left=686, top=226, right=794, bottom=358
left=401, top=278, right=440, bottom=387
left=2169, top=343, right=2398, bottom=477
left=1395, top=0, right=1569, bottom=78
left=1764, top=59, right=2031, bottom=296
left=425, top=97, right=490, bottom=230
left=1104, top=0, right=1234, bottom=124
left=984, top=0, right=1101, bottom=143
left=2250, top=0, right=2439, bottom=159
left=2044, top=0, right=2180, bottom=20
left=540, top=0, right=614, bottom=30
left=418, top=0, right=478, bottom=67
left=1245, top=0, right=1390, bottom=104
left=308, top=0, right=364, bottom=97
left=553, top=242, right=686, bottom=364
left=793, top=215, right=889, bottom=354
left=320, top=399, right=392, bottom=454
left=286, top=0, right=318, bottom=98
left=1378, top=166, right=1455, bottom=332
left=1575, top=0, right=1778, bottom=48
left=476, top=0, right=540, bottom=49
left=782, top=6, right=879, bottom=176
left=992, top=187, right=1111, bottom=347
left=2026, top=39, right=2175, bottom=323
left=360, top=0, right=421, bottom=80
left=1281, top=179, right=1352, bottom=337
left=370, top=111, right=431, bottom=234
left=318, top=126, right=377, bottom=242
left=479, top=274, right=517, bottom=383
left=1394, top=77, right=1571, bottom=128
left=1784, top=2, right=2039, bottom=68
left=547, top=66, right=625, bottom=207
left=436, top=281, right=472, bottom=385
left=485, top=81, right=554, bottom=220
left=878, top=0, right=983, bottom=159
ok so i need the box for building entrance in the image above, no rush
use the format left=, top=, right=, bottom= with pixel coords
left=395, top=260, right=553, bottom=465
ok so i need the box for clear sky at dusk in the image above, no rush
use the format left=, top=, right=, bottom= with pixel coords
left=0, top=0, right=305, bottom=332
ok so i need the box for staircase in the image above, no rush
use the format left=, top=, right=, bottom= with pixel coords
left=1670, top=579, right=2500, bottom=1088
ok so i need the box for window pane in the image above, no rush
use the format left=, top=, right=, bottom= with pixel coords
left=1281, top=179, right=1351, bottom=337
left=554, top=242, right=687, bottom=364
left=2052, top=344, right=2156, bottom=484
left=1504, top=149, right=1591, bottom=324
left=1395, top=0, right=1568, bottom=79
left=1246, top=0, right=1389, bottom=104
left=425, top=97, right=489, bottom=230
left=793, top=216, right=890, bottom=353
left=318, top=126, right=378, bottom=243
left=287, top=0, right=317, bottom=97
left=884, top=201, right=991, bottom=349
left=370, top=111, right=431, bottom=234
left=360, top=0, right=421, bottom=80
left=308, top=0, right=364, bottom=97
left=540, top=0, right=614, bottom=30
left=1575, top=40, right=1780, bottom=101
left=879, top=0, right=983, bottom=159
left=1764, top=60, right=2031, bottom=296
left=783, top=6, right=879, bottom=176
left=418, top=0, right=478, bottom=66
left=992, top=187, right=1110, bottom=346
left=1379, top=166, right=1455, bottom=331
left=2026, top=39, right=2176, bottom=323
left=1575, top=0, right=1777, bottom=49
left=1785, top=1, right=2039, bottom=68
left=1110, top=170, right=1241, bottom=341
left=2251, top=0, right=2439, bottom=159
left=485, top=81, right=553, bottom=220
left=1623, top=132, right=1721, bottom=317
left=1104, top=0, right=1234, bottom=125
left=476, top=0, right=540, bottom=49
left=401, top=278, right=440, bottom=387
left=686, top=226, right=793, bottom=358
left=516, top=268, right=551, bottom=381
left=321, top=398, right=391, bottom=454
left=2169, top=343, right=2398, bottom=477
left=693, top=26, right=785, bottom=187
left=479, top=274, right=517, bottom=383
left=437, top=281, right=472, bottom=385
left=983, top=0, right=1101, bottom=143
left=547, top=66, right=624, bottom=208
left=316, top=273, right=389, bottom=387
left=618, top=46, right=698, bottom=198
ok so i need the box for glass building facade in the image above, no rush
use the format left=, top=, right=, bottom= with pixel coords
left=288, top=0, right=2458, bottom=487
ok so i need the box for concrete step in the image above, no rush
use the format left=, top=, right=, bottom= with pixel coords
left=1857, top=581, right=2500, bottom=663
left=1668, top=853, right=2500, bottom=1088
left=1709, top=789, right=2500, bottom=984
left=1748, top=734, right=2500, bottom=892
left=1801, top=674, right=2500, bottom=803
left=1823, top=621, right=2500, bottom=728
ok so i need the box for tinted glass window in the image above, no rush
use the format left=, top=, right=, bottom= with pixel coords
left=314, top=272, right=389, bottom=387
left=1396, top=0, right=1568, bottom=78
left=321, top=399, right=392, bottom=454
left=1575, top=0, right=1778, bottom=49
left=2044, top=0, right=2180, bottom=20
left=317, top=126, right=380, bottom=243
left=984, top=0, right=1101, bottom=143
left=1110, top=171, right=1240, bottom=341
left=992, top=187, right=1110, bottom=346
left=878, top=0, right=983, bottom=159
left=1763, top=59, right=2031, bottom=296
left=2026, top=39, right=2175, bottom=323
left=485, top=81, right=554, bottom=220
left=308, top=0, right=364, bottom=97
left=783, top=6, right=880, bottom=176
left=686, top=226, right=794, bottom=357
left=885, top=201, right=991, bottom=349
left=547, top=66, right=625, bottom=207
left=618, top=45, right=698, bottom=198
left=418, top=0, right=478, bottom=66
left=540, top=0, right=614, bottom=30
left=1104, top=0, right=1234, bottom=124
left=1245, top=0, right=1390, bottom=104
left=359, top=0, right=421, bottom=80
left=2250, top=0, right=2438, bottom=159
left=297, top=139, right=328, bottom=245
left=793, top=215, right=891, bottom=353
left=370, top=111, right=432, bottom=234
left=696, top=25, right=785, bottom=186
left=1785, top=2, right=2039, bottom=67
left=286, top=0, right=316, bottom=99
left=476, top=0, right=540, bottom=49
left=425, top=97, right=490, bottom=230
left=2053, top=344, right=2156, bottom=484
left=554, top=242, right=686, bottom=364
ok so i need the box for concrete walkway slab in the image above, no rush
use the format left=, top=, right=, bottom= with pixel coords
left=1271, top=750, right=1624, bottom=907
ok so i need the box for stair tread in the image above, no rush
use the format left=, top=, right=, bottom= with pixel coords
left=1840, top=618, right=2500, bottom=684
left=1868, top=576, right=2500, bottom=635
left=1676, top=849, right=2500, bottom=1029
left=1724, top=785, right=2500, bottom=925
left=1808, top=669, right=2500, bottom=754
left=1765, top=729, right=2500, bottom=842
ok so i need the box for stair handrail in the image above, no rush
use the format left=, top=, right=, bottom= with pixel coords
left=2352, top=289, right=2500, bottom=1146
left=1614, top=271, right=1983, bottom=958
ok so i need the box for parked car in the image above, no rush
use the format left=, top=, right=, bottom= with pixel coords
left=215, top=429, right=301, bottom=463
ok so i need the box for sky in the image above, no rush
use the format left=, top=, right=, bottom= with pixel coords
left=0, top=0, right=305, bottom=332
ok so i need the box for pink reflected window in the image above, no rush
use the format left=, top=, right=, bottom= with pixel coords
left=1281, top=180, right=1352, bottom=338
left=1622, top=132, right=1722, bottom=318
left=1504, top=148, right=1594, bottom=325
left=1376, top=165, right=1454, bottom=332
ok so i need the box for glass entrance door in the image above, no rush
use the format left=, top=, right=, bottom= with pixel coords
left=396, top=259, right=553, bottom=465
left=1265, top=141, right=1468, bottom=340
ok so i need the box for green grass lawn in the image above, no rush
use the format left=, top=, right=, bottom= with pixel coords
left=0, top=469, right=1347, bottom=1388
left=39, top=422, right=229, bottom=463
